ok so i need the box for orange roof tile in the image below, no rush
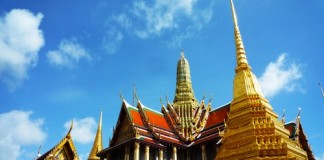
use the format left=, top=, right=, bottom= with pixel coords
left=205, top=104, right=230, bottom=129
left=128, top=108, right=145, bottom=127
left=143, top=108, right=171, bottom=131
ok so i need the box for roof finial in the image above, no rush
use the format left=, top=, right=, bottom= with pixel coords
left=208, top=93, right=213, bottom=103
left=132, top=82, right=137, bottom=106
left=160, top=96, right=164, bottom=106
left=66, top=120, right=73, bottom=138
left=319, top=81, right=324, bottom=98
left=281, top=109, right=286, bottom=124
left=119, top=92, right=124, bottom=101
left=37, top=145, right=42, bottom=158
left=297, top=107, right=301, bottom=119
left=181, top=49, right=185, bottom=58
left=165, top=95, right=169, bottom=103
left=202, top=92, right=206, bottom=101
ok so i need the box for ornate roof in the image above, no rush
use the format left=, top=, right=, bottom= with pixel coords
left=36, top=122, right=78, bottom=160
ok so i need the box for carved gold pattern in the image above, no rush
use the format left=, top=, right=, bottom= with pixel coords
left=116, top=115, right=135, bottom=145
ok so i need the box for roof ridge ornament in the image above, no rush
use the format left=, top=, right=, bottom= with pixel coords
left=133, top=82, right=138, bottom=106
left=281, top=109, right=286, bottom=124
left=65, top=120, right=73, bottom=139
left=160, top=96, right=164, bottom=106
left=119, top=92, right=124, bottom=101
left=208, top=93, right=213, bottom=104
left=318, top=81, right=324, bottom=98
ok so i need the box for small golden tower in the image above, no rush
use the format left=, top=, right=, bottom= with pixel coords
left=88, top=111, right=103, bottom=160
left=173, top=49, right=199, bottom=139
left=216, top=0, right=308, bottom=159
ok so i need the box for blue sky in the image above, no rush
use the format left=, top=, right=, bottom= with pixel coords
left=0, top=0, right=324, bottom=159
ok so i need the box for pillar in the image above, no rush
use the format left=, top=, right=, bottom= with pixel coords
left=158, top=149, right=163, bottom=160
left=201, top=144, right=206, bottom=160
left=134, top=142, right=140, bottom=160
left=144, top=145, right=150, bottom=160
left=124, top=145, right=130, bottom=160
left=186, top=149, right=190, bottom=160
left=172, top=146, right=177, bottom=160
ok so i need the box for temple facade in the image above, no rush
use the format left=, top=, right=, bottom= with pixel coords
left=37, top=0, right=314, bottom=160
left=94, top=0, right=314, bottom=160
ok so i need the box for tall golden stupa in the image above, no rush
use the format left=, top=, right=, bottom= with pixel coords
left=216, top=0, right=308, bottom=159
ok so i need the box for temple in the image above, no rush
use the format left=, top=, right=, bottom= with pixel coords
left=95, top=0, right=316, bottom=159
left=36, top=122, right=79, bottom=160
left=95, top=0, right=314, bottom=159
left=37, top=0, right=315, bottom=160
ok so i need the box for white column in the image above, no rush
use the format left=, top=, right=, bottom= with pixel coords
left=144, top=145, right=150, bottom=160
left=159, top=149, right=163, bottom=160
left=134, top=142, right=140, bottom=160
left=186, top=149, right=190, bottom=160
left=124, top=145, right=130, bottom=160
left=172, top=146, right=177, bottom=160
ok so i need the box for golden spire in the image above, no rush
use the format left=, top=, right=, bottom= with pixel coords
left=88, top=111, right=103, bottom=160
left=230, top=0, right=250, bottom=72
left=229, top=0, right=264, bottom=99
left=216, top=1, right=308, bottom=159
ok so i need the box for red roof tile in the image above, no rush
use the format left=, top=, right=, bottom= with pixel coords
left=128, top=108, right=145, bottom=127
left=205, top=104, right=230, bottom=129
left=143, top=108, right=171, bottom=131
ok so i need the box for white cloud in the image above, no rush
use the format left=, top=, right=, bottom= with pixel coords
left=47, top=39, right=91, bottom=68
left=258, top=53, right=302, bottom=98
left=79, top=153, right=89, bottom=160
left=64, top=117, right=96, bottom=144
left=0, top=9, right=44, bottom=91
left=102, top=27, right=123, bottom=54
left=130, top=0, right=203, bottom=38
left=316, top=153, right=324, bottom=160
left=0, top=110, right=47, bottom=160
left=105, top=0, right=213, bottom=53
left=113, top=13, right=132, bottom=29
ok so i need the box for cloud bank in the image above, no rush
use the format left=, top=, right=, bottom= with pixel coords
left=258, top=53, right=302, bottom=98
left=0, top=110, right=47, bottom=160
left=0, top=9, right=44, bottom=91
left=64, top=117, right=96, bottom=144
